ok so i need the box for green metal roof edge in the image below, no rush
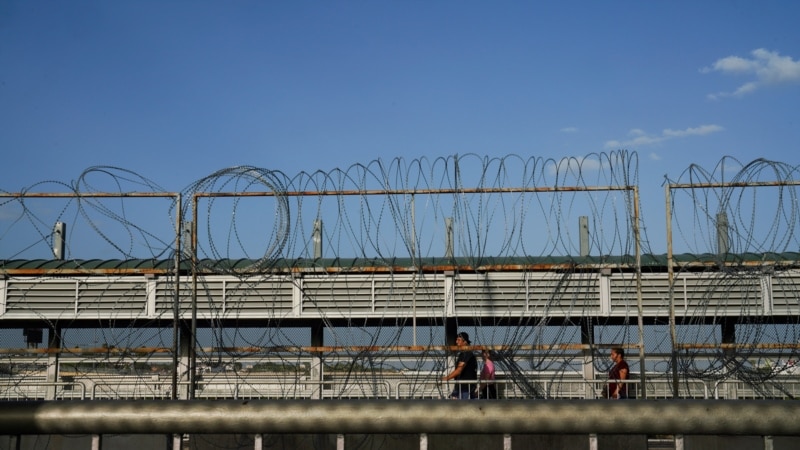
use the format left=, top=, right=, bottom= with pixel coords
left=3, top=252, right=800, bottom=271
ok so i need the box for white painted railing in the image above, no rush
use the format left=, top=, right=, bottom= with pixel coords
left=4, top=374, right=799, bottom=401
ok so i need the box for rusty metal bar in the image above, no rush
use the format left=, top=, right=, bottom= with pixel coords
left=0, top=342, right=651, bottom=356
left=675, top=343, right=800, bottom=350
left=190, top=185, right=635, bottom=199
left=1, top=399, right=800, bottom=436
left=0, top=192, right=181, bottom=198
left=632, top=186, right=646, bottom=399
left=3, top=257, right=791, bottom=277
left=7, top=341, right=796, bottom=357
left=666, top=183, right=679, bottom=398
left=668, top=180, right=800, bottom=190
left=190, top=196, right=199, bottom=399
left=0, top=262, right=630, bottom=277
left=172, top=194, right=182, bottom=400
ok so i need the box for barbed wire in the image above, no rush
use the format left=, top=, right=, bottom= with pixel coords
left=2, top=150, right=800, bottom=405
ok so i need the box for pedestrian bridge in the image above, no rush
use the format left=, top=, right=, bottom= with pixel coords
left=2, top=253, right=800, bottom=405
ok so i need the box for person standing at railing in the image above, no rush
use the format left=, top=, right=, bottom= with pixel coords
left=475, top=349, right=497, bottom=399
left=441, top=332, right=478, bottom=399
left=608, top=347, right=629, bottom=399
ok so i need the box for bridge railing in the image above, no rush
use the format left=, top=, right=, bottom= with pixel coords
left=6, top=373, right=800, bottom=401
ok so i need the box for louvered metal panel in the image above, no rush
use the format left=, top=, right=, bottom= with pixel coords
left=302, top=274, right=379, bottom=317
left=190, top=277, right=225, bottom=319
left=452, top=272, right=600, bottom=317
left=373, top=274, right=442, bottom=317
left=154, top=279, right=192, bottom=318
left=771, top=270, right=800, bottom=316
left=3, top=279, right=77, bottom=318
left=4, top=269, right=800, bottom=322
left=528, top=272, right=600, bottom=316
left=153, top=276, right=295, bottom=319
left=222, top=276, right=294, bottom=318
left=452, top=273, right=527, bottom=316
left=610, top=274, right=672, bottom=317
left=77, top=278, right=148, bottom=318
left=673, top=273, right=764, bottom=317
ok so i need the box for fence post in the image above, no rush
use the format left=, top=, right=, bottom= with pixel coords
left=91, top=434, right=101, bottom=450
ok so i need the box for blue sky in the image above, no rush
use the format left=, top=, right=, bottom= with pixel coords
left=2, top=1, right=800, bottom=258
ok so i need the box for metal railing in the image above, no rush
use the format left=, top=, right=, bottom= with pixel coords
left=1, top=381, right=87, bottom=400
left=5, top=374, right=800, bottom=401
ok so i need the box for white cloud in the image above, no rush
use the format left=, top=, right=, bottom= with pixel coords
left=549, top=156, right=603, bottom=175
left=649, top=152, right=662, bottom=161
left=702, top=48, right=800, bottom=99
left=604, top=124, right=724, bottom=149
left=560, top=127, right=578, bottom=133
left=663, top=125, right=724, bottom=137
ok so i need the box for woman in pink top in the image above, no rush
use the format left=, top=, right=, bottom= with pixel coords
left=475, top=349, right=497, bottom=399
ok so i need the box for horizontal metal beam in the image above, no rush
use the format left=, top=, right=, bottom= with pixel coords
left=192, top=185, right=635, bottom=199
left=0, top=342, right=637, bottom=356
left=0, top=192, right=179, bottom=198
left=1, top=400, right=800, bottom=436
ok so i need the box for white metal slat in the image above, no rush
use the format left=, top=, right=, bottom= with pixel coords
left=78, top=278, right=147, bottom=316
left=4, top=279, right=79, bottom=317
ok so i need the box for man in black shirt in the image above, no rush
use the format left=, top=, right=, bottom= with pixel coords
left=441, top=331, right=478, bottom=399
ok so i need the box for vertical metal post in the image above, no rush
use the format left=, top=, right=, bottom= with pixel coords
left=589, top=433, right=598, bottom=450
left=764, top=435, right=774, bottom=450
left=178, top=324, right=192, bottom=399
left=411, top=194, right=417, bottom=346
left=581, top=320, right=596, bottom=396
left=45, top=326, right=60, bottom=400
left=503, top=433, right=512, bottom=450
left=172, top=194, right=182, bottom=400
left=419, top=433, right=428, bottom=450
left=336, top=434, right=345, bottom=450
left=666, top=184, right=679, bottom=398
left=445, top=217, right=454, bottom=259
left=254, top=434, right=263, bottom=450
left=412, top=271, right=417, bottom=347
left=313, top=219, right=323, bottom=259
left=190, top=196, right=198, bottom=399
left=311, top=322, right=324, bottom=400
left=721, top=318, right=738, bottom=399
left=410, top=193, right=416, bottom=263
left=172, top=434, right=182, bottom=450
left=53, top=221, right=66, bottom=260
left=633, top=186, right=646, bottom=398
left=91, top=434, right=101, bottom=450
left=579, top=215, right=589, bottom=257
left=674, top=434, right=684, bottom=450
left=717, top=212, right=729, bottom=255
